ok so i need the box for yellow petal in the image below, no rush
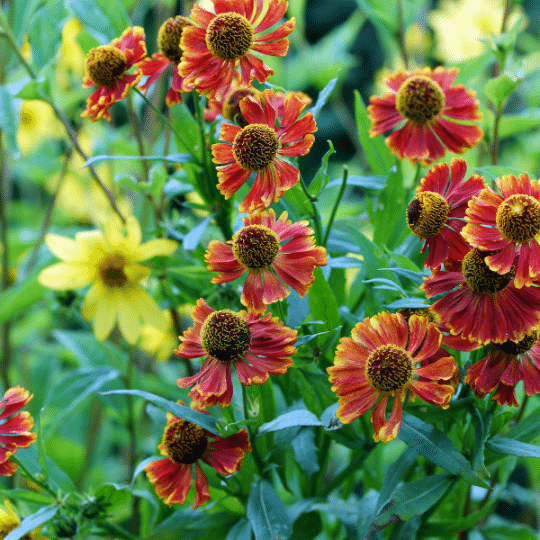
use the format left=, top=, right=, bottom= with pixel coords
left=131, top=287, right=167, bottom=331
left=124, top=263, right=151, bottom=284
left=102, top=215, right=125, bottom=250
left=92, top=292, right=118, bottom=341
left=44, top=234, right=82, bottom=262
left=81, top=282, right=102, bottom=320
left=135, top=238, right=178, bottom=262
left=117, top=291, right=142, bottom=344
left=38, top=262, right=95, bottom=290
left=126, top=215, right=142, bottom=247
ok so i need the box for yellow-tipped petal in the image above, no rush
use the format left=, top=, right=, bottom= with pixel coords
left=92, top=293, right=118, bottom=341
left=135, top=238, right=178, bottom=262
left=38, top=262, right=95, bottom=290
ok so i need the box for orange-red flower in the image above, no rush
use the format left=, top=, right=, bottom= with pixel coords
left=212, top=88, right=317, bottom=212
left=407, top=158, right=486, bottom=268
left=205, top=209, right=327, bottom=314
left=462, top=173, right=540, bottom=288
left=138, top=16, right=192, bottom=107
left=368, top=67, right=483, bottom=165
left=82, top=27, right=147, bottom=122
left=465, top=330, right=540, bottom=406
left=0, top=386, right=37, bottom=476
left=145, top=408, right=251, bottom=508
left=327, top=312, right=457, bottom=443
left=204, top=81, right=261, bottom=124
left=175, top=299, right=297, bottom=407
left=421, top=251, right=540, bottom=344
left=179, top=0, right=295, bottom=100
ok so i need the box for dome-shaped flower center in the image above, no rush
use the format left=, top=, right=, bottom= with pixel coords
left=98, top=253, right=129, bottom=288
left=495, top=331, right=538, bottom=356
left=162, top=419, right=208, bottom=464
left=232, top=124, right=279, bottom=172
left=158, top=16, right=192, bottom=63
left=365, top=345, right=413, bottom=393
left=395, top=75, right=445, bottom=126
left=495, top=194, right=540, bottom=245
left=85, top=45, right=127, bottom=87
left=406, top=191, right=450, bottom=238
left=223, top=87, right=260, bottom=126
left=462, top=248, right=512, bottom=294
left=232, top=225, right=280, bottom=269
left=205, top=12, right=254, bottom=61
left=200, top=310, right=251, bottom=362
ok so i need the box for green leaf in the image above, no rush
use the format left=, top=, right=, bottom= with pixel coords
left=486, top=437, right=540, bottom=458
left=67, top=0, right=130, bottom=42
left=15, top=77, right=51, bottom=100
left=27, top=0, right=65, bottom=66
left=354, top=90, right=393, bottom=175
left=100, top=389, right=218, bottom=433
left=95, top=483, right=132, bottom=510
left=247, top=480, right=293, bottom=540
left=471, top=408, right=490, bottom=477
left=0, top=85, right=19, bottom=155
left=399, top=414, right=488, bottom=488
left=83, top=153, right=193, bottom=168
left=183, top=216, right=212, bottom=251
left=480, top=521, right=539, bottom=540
left=326, top=175, right=386, bottom=190
left=309, top=140, right=335, bottom=197
left=291, top=428, right=319, bottom=475
left=377, top=447, right=418, bottom=511
left=498, top=110, right=540, bottom=139
left=503, top=404, right=540, bottom=443
left=0, top=269, right=46, bottom=324
left=226, top=518, right=252, bottom=540
left=309, top=77, right=338, bottom=119
left=258, top=410, right=323, bottom=435
left=291, top=511, right=323, bottom=540
left=4, top=505, right=58, bottom=540
left=484, top=73, right=521, bottom=108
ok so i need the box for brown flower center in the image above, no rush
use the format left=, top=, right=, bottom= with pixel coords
left=407, top=191, right=450, bottom=239
left=232, top=225, right=280, bottom=269
left=395, top=75, right=445, bottom=126
left=232, top=124, right=279, bottom=172
left=365, top=345, right=413, bottom=393
left=462, top=248, right=512, bottom=294
left=495, top=194, right=540, bottom=245
left=162, top=419, right=208, bottom=464
left=205, top=12, right=253, bottom=61
left=85, top=45, right=127, bottom=87
left=98, top=253, right=129, bottom=288
left=495, top=331, right=539, bottom=356
left=158, top=16, right=192, bottom=63
left=223, top=87, right=260, bottom=126
left=200, top=310, right=251, bottom=362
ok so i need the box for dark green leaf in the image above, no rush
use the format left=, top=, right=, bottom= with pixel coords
left=399, top=414, right=488, bottom=487
left=291, top=511, right=322, bottom=540
left=247, top=479, right=293, bottom=540
left=258, top=410, right=323, bottom=434
left=486, top=437, right=540, bottom=458
left=292, top=428, right=319, bottom=475
left=309, top=77, right=338, bottom=119
left=27, top=0, right=65, bottom=65
left=100, top=389, right=218, bottom=433
left=480, top=521, right=539, bottom=540
left=503, top=404, right=540, bottom=443
left=5, top=505, right=58, bottom=540
left=377, top=447, right=418, bottom=511
left=471, top=408, right=490, bottom=477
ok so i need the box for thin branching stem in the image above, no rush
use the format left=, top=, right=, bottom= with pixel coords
left=298, top=175, right=323, bottom=244
left=323, top=165, right=348, bottom=248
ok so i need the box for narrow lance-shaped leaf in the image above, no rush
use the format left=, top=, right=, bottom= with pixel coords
left=5, top=505, right=59, bottom=540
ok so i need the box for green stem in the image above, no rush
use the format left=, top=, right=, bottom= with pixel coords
left=241, top=385, right=265, bottom=477
left=127, top=93, right=150, bottom=183
left=396, top=0, right=409, bottom=69
left=10, top=456, right=57, bottom=499
left=322, top=165, right=348, bottom=248
left=298, top=175, right=323, bottom=244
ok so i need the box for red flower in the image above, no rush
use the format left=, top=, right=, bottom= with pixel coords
left=138, top=16, right=192, bottom=107
left=206, top=209, right=327, bottom=314
left=368, top=67, right=483, bottom=165
left=406, top=158, right=486, bottom=268
left=212, top=88, right=316, bottom=212
left=179, top=0, right=295, bottom=99
left=175, top=299, right=297, bottom=407
left=82, top=27, right=147, bottom=122
left=421, top=250, right=540, bottom=344
left=204, top=81, right=261, bottom=123
left=327, top=312, right=457, bottom=443
left=462, top=173, right=540, bottom=288
left=145, top=408, right=251, bottom=508
left=465, top=330, right=540, bottom=406
left=0, top=386, right=37, bottom=476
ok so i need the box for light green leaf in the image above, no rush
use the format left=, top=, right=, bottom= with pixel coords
left=258, top=410, right=323, bottom=435
left=486, top=437, right=540, bottom=458
left=309, top=77, right=338, bottom=120
left=0, top=269, right=45, bottom=324
left=309, top=140, right=335, bottom=197
left=67, top=0, right=130, bottom=42
left=5, top=505, right=58, bottom=540
left=484, top=73, right=521, bottom=108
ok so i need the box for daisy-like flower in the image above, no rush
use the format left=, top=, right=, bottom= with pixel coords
left=145, top=406, right=251, bottom=508
left=82, top=27, right=147, bottom=122
left=0, top=500, right=49, bottom=539
left=206, top=209, right=327, bottom=314
left=421, top=250, right=540, bottom=344
left=406, top=158, right=486, bottom=268
left=0, top=387, right=37, bottom=477
left=465, top=330, right=540, bottom=407
left=175, top=298, right=297, bottom=407
left=138, top=16, right=192, bottom=107
left=462, top=173, right=540, bottom=288
left=327, top=312, right=457, bottom=443
left=38, top=216, right=178, bottom=344
left=368, top=67, right=483, bottom=166
left=179, top=0, right=295, bottom=100
left=212, top=88, right=317, bottom=212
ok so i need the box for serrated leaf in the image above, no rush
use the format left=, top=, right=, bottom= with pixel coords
left=247, top=480, right=293, bottom=540
left=486, top=437, right=540, bottom=458
left=258, top=409, right=323, bottom=435
left=399, top=414, right=488, bottom=488
left=100, top=389, right=218, bottom=433
left=5, top=505, right=58, bottom=540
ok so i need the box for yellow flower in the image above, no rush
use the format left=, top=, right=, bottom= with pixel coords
left=39, top=216, right=178, bottom=344
left=429, top=0, right=527, bottom=62
left=16, top=100, right=62, bottom=155
left=139, top=309, right=178, bottom=362
left=0, top=500, right=49, bottom=539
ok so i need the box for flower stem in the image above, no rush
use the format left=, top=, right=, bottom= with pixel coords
left=241, top=384, right=265, bottom=477
left=396, top=0, right=409, bottom=69
left=322, top=165, right=348, bottom=248
left=127, top=93, right=150, bottom=183
left=299, top=175, right=323, bottom=244
left=10, top=455, right=57, bottom=499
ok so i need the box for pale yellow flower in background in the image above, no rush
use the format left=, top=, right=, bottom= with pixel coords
left=56, top=17, right=86, bottom=88
left=404, top=23, right=431, bottom=58
left=429, top=0, right=527, bottom=62
left=16, top=100, right=63, bottom=155
left=39, top=216, right=178, bottom=344
left=139, top=309, right=178, bottom=362
left=0, top=500, right=49, bottom=539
